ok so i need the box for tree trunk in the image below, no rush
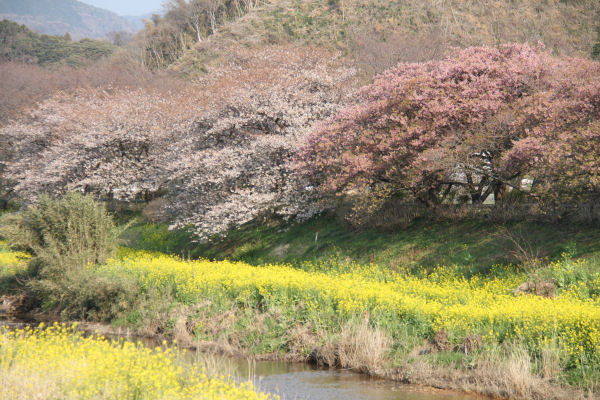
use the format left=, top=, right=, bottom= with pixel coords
left=194, top=20, right=202, bottom=42
left=493, top=182, right=507, bottom=203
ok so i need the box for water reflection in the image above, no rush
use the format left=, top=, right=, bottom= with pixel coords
left=237, top=360, right=480, bottom=400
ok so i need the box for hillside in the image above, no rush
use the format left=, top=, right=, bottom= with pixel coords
left=124, top=214, right=600, bottom=273
left=0, top=0, right=137, bottom=39
left=170, top=0, right=599, bottom=76
left=0, top=19, right=116, bottom=66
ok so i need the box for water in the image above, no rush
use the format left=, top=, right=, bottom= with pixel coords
left=0, top=321, right=482, bottom=400
left=235, top=360, right=480, bottom=400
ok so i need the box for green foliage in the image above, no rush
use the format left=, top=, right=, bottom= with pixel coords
left=122, top=222, right=197, bottom=258
left=426, top=351, right=466, bottom=366
left=37, top=271, right=140, bottom=321
left=533, top=254, right=600, bottom=300
left=0, top=19, right=116, bottom=66
left=0, top=192, right=134, bottom=320
left=1, top=192, right=119, bottom=273
left=0, top=198, right=20, bottom=213
left=140, top=214, right=600, bottom=276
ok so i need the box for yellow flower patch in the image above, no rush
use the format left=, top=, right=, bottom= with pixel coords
left=0, top=323, right=276, bottom=400
left=0, top=241, right=30, bottom=276
left=103, top=251, right=600, bottom=360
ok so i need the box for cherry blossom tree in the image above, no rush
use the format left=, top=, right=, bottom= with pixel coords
left=1, top=46, right=356, bottom=238
left=161, top=47, right=356, bottom=236
left=297, top=44, right=600, bottom=217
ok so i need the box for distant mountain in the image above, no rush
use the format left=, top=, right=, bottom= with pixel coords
left=0, top=0, right=138, bottom=39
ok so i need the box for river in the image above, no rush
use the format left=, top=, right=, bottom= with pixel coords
left=0, top=320, right=483, bottom=400
left=235, top=358, right=482, bottom=400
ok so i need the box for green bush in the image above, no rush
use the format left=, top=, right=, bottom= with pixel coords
left=127, top=223, right=195, bottom=256
left=0, top=192, right=134, bottom=320
left=526, top=250, right=600, bottom=302
left=1, top=192, right=119, bottom=274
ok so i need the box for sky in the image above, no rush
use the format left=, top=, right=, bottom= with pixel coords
left=79, top=0, right=164, bottom=16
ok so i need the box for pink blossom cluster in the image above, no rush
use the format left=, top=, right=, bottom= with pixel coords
left=298, top=44, right=600, bottom=211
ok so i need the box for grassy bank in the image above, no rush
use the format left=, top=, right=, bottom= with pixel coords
left=104, top=250, right=599, bottom=396
left=105, top=249, right=599, bottom=362
left=0, top=323, right=276, bottom=400
left=125, top=215, right=600, bottom=274
left=2, top=236, right=598, bottom=399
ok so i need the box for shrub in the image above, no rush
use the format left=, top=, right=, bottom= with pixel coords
left=1, top=192, right=118, bottom=274
left=0, top=192, right=130, bottom=319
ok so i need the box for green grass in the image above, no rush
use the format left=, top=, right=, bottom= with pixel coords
left=124, top=214, right=600, bottom=276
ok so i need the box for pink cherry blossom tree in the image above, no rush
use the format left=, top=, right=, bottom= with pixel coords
left=297, top=44, right=600, bottom=218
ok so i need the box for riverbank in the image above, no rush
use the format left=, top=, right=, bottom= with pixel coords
left=2, top=238, right=598, bottom=400
left=0, top=319, right=486, bottom=400
left=0, top=314, right=587, bottom=400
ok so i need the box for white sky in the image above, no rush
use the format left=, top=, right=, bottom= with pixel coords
left=79, top=0, right=164, bottom=16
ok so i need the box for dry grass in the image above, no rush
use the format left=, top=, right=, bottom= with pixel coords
left=283, top=319, right=584, bottom=400
left=173, top=313, right=194, bottom=348
left=337, top=320, right=391, bottom=373
left=308, top=320, right=391, bottom=373
left=172, top=0, right=598, bottom=75
left=286, top=323, right=320, bottom=360
left=539, top=337, right=567, bottom=383
left=503, top=346, right=537, bottom=398
left=388, top=343, right=584, bottom=400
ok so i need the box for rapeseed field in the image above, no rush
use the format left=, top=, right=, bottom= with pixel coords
left=0, top=323, right=276, bottom=400
left=101, top=250, right=600, bottom=363
left=2, top=240, right=599, bottom=394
